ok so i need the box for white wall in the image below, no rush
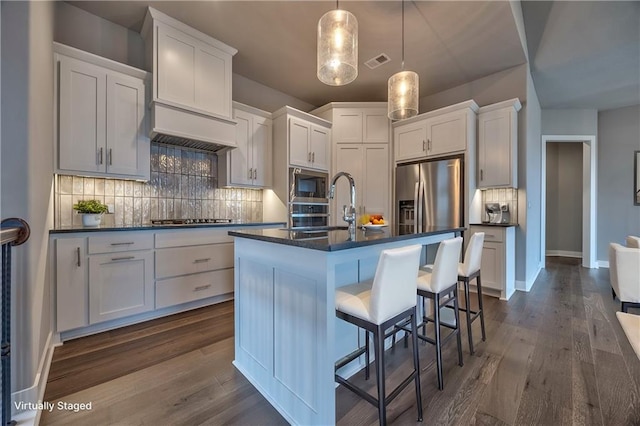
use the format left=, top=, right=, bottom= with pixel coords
left=546, top=143, right=583, bottom=253
left=597, top=105, right=640, bottom=259
left=518, top=69, right=543, bottom=287
left=542, top=109, right=598, bottom=135
left=420, top=63, right=527, bottom=112
left=1, top=0, right=55, bottom=409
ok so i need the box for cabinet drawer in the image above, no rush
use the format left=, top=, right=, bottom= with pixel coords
left=154, top=228, right=234, bottom=248
left=155, top=243, right=233, bottom=279
left=156, top=268, right=234, bottom=309
left=470, top=227, right=504, bottom=243
left=88, top=232, right=153, bottom=254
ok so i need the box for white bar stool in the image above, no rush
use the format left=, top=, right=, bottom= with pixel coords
left=457, top=232, right=487, bottom=355
left=415, top=237, right=463, bottom=390
left=335, top=245, right=423, bottom=426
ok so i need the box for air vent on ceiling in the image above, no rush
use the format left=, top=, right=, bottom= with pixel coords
left=364, top=53, right=391, bottom=69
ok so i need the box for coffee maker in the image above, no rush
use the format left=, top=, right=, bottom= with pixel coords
left=485, top=203, right=511, bottom=224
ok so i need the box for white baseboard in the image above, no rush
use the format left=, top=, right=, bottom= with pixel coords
left=598, top=260, right=610, bottom=268
left=546, top=250, right=582, bottom=258
left=12, top=331, right=55, bottom=426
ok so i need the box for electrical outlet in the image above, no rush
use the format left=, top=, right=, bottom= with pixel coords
left=107, top=204, right=114, bottom=213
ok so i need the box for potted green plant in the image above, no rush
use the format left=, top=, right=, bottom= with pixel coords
left=73, top=200, right=109, bottom=227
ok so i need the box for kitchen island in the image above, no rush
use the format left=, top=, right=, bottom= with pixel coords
left=229, top=225, right=463, bottom=425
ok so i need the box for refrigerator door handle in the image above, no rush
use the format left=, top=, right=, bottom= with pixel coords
left=417, top=180, right=425, bottom=234
left=413, top=181, right=420, bottom=234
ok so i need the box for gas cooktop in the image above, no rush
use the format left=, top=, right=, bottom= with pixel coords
left=151, top=218, right=233, bottom=226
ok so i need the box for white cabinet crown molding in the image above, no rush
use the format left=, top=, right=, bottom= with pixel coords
left=141, top=7, right=237, bottom=57
left=233, top=101, right=273, bottom=119
left=478, top=98, right=522, bottom=114
left=391, top=99, right=479, bottom=128
left=272, top=105, right=332, bottom=129
left=53, top=42, right=149, bottom=80
left=311, top=101, right=388, bottom=116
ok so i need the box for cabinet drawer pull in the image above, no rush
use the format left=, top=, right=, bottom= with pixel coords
left=98, top=147, right=103, bottom=165
left=110, top=242, right=135, bottom=246
left=428, top=139, right=432, bottom=151
left=76, top=247, right=81, bottom=267
left=109, top=148, right=113, bottom=166
left=253, top=169, right=257, bottom=180
left=308, top=152, right=312, bottom=162
left=312, top=152, right=315, bottom=162
left=194, top=284, right=212, bottom=292
left=423, top=140, right=426, bottom=151
left=485, top=234, right=496, bottom=239
left=111, top=256, right=135, bottom=261
left=193, top=258, right=211, bottom=264
left=480, top=169, right=484, bottom=181
left=248, top=168, right=253, bottom=179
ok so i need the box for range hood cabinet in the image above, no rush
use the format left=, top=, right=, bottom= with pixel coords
left=142, top=7, right=238, bottom=152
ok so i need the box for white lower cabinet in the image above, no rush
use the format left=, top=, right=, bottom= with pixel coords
left=89, top=251, right=154, bottom=323
left=468, top=225, right=515, bottom=300
left=154, top=229, right=235, bottom=309
left=53, top=226, right=275, bottom=338
left=56, top=238, right=88, bottom=332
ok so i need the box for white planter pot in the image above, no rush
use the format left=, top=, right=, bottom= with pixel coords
left=81, top=213, right=103, bottom=227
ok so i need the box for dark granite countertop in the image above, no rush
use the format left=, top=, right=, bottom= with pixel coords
left=50, top=222, right=286, bottom=234
left=469, top=223, right=518, bottom=228
left=229, top=226, right=465, bottom=252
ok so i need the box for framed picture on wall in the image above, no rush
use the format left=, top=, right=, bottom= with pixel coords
left=636, top=150, right=640, bottom=206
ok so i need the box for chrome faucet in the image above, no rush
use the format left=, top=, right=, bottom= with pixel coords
left=329, top=172, right=356, bottom=232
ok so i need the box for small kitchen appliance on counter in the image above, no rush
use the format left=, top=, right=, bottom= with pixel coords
left=485, top=203, right=511, bottom=224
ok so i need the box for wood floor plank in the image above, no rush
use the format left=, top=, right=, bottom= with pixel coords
left=592, top=349, right=640, bottom=425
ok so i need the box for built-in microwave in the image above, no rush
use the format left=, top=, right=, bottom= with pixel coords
left=289, top=168, right=329, bottom=229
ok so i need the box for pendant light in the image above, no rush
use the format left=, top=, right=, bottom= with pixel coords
left=317, top=0, right=358, bottom=86
left=388, top=0, right=418, bottom=120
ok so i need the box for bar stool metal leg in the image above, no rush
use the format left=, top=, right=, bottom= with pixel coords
left=374, top=325, right=386, bottom=425
left=463, top=276, right=474, bottom=354
left=410, top=311, right=423, bottom=422
left=476, top=274, right=487, bottom=342
left=453, top=288, right=464, bottom=366
left=433, top=293, right=444, bottom=390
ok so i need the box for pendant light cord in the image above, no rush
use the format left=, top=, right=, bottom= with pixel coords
left=401, top=0, right=405, bottom=71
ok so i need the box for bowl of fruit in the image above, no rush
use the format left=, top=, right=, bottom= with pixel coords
left=360, top=214, right=387, bottom=231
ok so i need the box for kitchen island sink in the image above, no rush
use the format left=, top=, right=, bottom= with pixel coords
left=229, top=226, right=463, bottom=424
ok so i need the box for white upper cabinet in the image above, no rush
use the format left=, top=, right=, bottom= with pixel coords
left=218, top=103, right=272, bottom=188
left=394, top=120, right=428, bottom=162
left=284, top=113, right=331, bottom=172
left=393, top=100, right=479, bottom=163
left=477, top=99, right=521, bottom=188
left=55, top=44, right=150, bottom=180
left=332, top=107, right=389, bottom=144
left=155, top=21, right=232, bottom=118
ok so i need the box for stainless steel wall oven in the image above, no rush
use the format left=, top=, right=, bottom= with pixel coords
left=289, top=168, right=329, bottom=229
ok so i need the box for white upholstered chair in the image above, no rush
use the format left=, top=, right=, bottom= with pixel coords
left=609, top=243, right=640, bottom=312
left=626, top=235, right=640, bottom=248
left=334, top=244, right=423, bottom=425
left=457, top=232, right=486, bottom=355
left=416, top=237, right=464, bottom=390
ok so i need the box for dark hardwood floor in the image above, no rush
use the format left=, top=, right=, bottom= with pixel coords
left=41, top=257, right=640, bottom=425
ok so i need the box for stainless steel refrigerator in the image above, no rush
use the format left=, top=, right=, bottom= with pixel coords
left=395, top=156, right=463, bottom=235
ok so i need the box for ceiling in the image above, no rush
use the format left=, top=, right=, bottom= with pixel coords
left=68, top=1, right=639, bottom=111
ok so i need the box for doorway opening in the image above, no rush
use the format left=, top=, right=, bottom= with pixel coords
left=541, top=135, right=597, bottom=268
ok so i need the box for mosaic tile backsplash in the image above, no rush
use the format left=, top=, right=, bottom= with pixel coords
left=481, top=188, right=518, bottom=223
left=55, top=144, right=263, bottom=228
